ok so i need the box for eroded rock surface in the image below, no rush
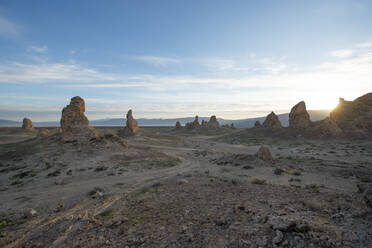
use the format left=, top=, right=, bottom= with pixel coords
left=207, top=115, right=220, bottom=129
left=119, top=110, right=140, bottom=136
left=37, top=128, right=51, bottom=137
left=175, top=121, right=181, bottom=129
left=330, top=93, right=372, bottom=133
left=22, top=118, right=35, bottom=131
left=289, top=101, right=311, bottom=129
left=263, top=112, right=282, bottom=129
left=60, top=96, right=99, bottom=140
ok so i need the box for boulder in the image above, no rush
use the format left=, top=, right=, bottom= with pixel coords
left=38, top=128, right=51, bottom=137
left=22, top=118, right=35, bottom=131
left=263, top=112, right=282, bottom=129
left=289, top=101, right=311, bottom=129
left=119, top=110, right=140, bottom=136
left=60, top=96, right=99, bottom=140
left=175, top=121, right=181, bottom=129
left=256, top=146, right=273, bottom=162
left=330, top=93, right=372, bottom=132
left=207, top=115, right=220, bottom=128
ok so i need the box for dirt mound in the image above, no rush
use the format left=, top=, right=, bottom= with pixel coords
left=263, top=112, right=282, bottom=129
left=330, top=93, right=372, bottom=133
left=60, top=96, right=99, bottom=140
left=22, top=118, right=35, bottom=131
left=289, top=101, right=311, bottom=129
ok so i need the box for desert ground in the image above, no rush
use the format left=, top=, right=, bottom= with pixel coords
left=0, top=126, right=371, bottom=248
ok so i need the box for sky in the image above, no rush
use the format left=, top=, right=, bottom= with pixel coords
left=0, top=0, right=371, bottom=121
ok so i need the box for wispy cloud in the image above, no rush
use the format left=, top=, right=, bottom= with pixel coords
left=29, top=45, right=48, bottom=53
left=0, top=16, right=19, bottom=38
left=132, top=56, right=181, bottom=66
left=329, top=49, right=354, bottom=58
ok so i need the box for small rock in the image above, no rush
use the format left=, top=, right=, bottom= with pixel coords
left=27, top=208, right=37, bottom=218
left=272, top=230, right=284, bottom=244
left=178, top=179, right=189, bottom=185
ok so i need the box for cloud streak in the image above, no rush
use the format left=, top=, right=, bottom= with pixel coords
left=0, top=16, right=18, bottom=38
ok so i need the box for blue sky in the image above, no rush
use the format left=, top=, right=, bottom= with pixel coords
left=0, top=0, right=371, bottom=121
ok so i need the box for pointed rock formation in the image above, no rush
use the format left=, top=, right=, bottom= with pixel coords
left=263, top=112, right=282, bottom=129
left=230, top=123, right=235, bottom=129
left=254, top=120, right=262, bottom=128
left=330, top=93, right=372, bottom=132
left=207, top=115, right=220, bottom=128
left=126, top=110, right=139, bottom=133
left=175, top=121, right=181, bottom=129
left=289, top=101, right=311, bottom=129
left=119, top=110, right=140, bottom=136
left=60, top=96, right=99, bottom=140
left=22, top=118, right=35, bottom=131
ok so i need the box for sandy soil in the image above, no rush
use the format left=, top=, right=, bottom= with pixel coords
left=0, top=126, right=371, bottom=247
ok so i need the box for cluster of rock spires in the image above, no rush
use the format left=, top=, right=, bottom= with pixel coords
left=19, top=92, right=372, bottom=139
left=255, top=93, right=372, bottom=137
left=180, top=115, right=234, bottom=130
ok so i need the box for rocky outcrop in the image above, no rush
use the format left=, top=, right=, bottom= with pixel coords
left=263, top=112, right=282, bottom=129
left=201, top=120, right=208, bottom=127
left=60, top=96, right=99, bottom=140
left=119, top=110, right=140, bottom=136
left=207, top=115, right=220, bottom=128
left=22, top=118, right=35, bottom=131
left=311, top=117, right=342, bottom=137
left=175, top=121, right=181, bottom=129
left=254, top=121, right=262, bottom=127
left=230, top=123, right=235, bottom=129
left=330, top=93, right=372, bottom=132
left=186, top=116, right=200, bottom=129
left=289, top=101, right=311, bottom=129
left=38, top=128, right=51, bottom=137
left=256, top=146, right=273, bottom=162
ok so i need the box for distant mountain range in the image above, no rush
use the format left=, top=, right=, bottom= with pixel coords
left=0, top=110, right=330, bottom=128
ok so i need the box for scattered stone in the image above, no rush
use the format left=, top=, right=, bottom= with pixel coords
left=256, top=146, right=273, bottom=162
left=270, top=217, right=296, bottom=231
left=60, top=96, right=99, bottom=140
left=26, top=208, right=38, bottom=218
left=272, top=230, right=284, bottom=244
left=95, top=165, right=108, bottom=172
left=89, top=187, right=105, bottom=199
left=22, top=118, right=35, bottom=131
left=273, top=168, right=283, bottom=175
left=252, top=178, right=267, bottom=185
left=178, top=179, right=189, bottom=185
left=263, top=112, right=282, bottom=129
left=289, top=101, right=311, bottom=129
